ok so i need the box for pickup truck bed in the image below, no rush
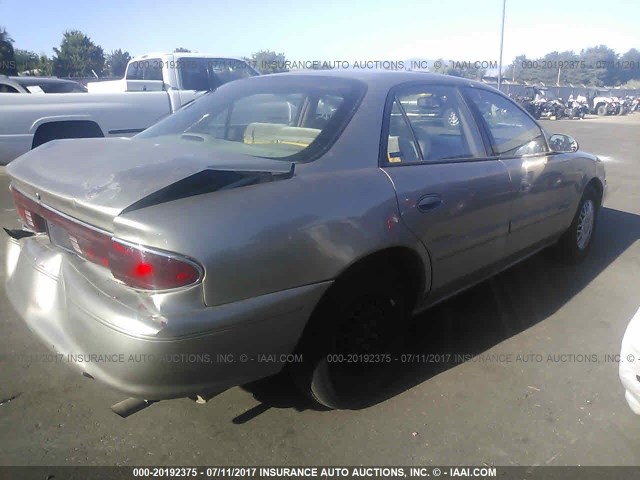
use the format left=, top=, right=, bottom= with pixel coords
left=0, top=91, right=177, bottom=165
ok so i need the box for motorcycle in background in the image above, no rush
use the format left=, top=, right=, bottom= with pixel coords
left=538, top=99, right=565, bottom=120
left=563, top=96, right=589, bottom=119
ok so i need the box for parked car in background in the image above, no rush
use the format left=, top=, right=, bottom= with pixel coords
left=5, top=71, right=606, bottom=412
left=0, top=54, right=258, bottom=165
left=620, top=308, right=640, bottom=415
left=0, top=75, right=87, bottom=93
left=87, top=52, right=259, bottom=94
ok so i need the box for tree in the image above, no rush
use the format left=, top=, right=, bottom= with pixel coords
left=0, top=26, right=18, bottom=75
left=15, top=49, right=53, bottom=76
left=15, top=49, right=40, bottom=73
left=174, top=47, right=191, bottom=53
left=502, top=45, right=631, bottom=87
left=504, top=54, right=529, bottom=82
left=52, top=30, right=105, bottom=77
left=580, top=45, right=618, bottom=86
left=248, top=50, right=288, bottom=74
left=105, top=49, right=131, bottom=77
left=37, top=54, right=53, bottom=76
left=618, top=48, right=640, bottom=85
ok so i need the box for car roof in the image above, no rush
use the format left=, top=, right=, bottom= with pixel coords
left=8, top=76, right=83, bottom=86
left=261, top=69, right=487, bottom=90
left=134, top=52, right=250, bottom=62
left=0, top=76, right=23, bottom=86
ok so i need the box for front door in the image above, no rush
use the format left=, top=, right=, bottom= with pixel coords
left=461, top=87, right=576, bottom=255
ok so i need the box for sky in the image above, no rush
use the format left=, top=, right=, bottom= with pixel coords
left=1, top=0, right=638, bottom=64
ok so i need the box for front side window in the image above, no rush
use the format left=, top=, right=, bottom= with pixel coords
left=209, top=59, right=258, bottom=86
left=463, top=88, right=548, bottom=157
left=137, top=75, right=365, bottom=162
left=384, top=85, right=484, bottom=165
left=179, top=58, right=258, bottom=91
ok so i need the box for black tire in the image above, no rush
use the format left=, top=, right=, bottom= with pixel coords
left=552, top=186, right=600, bottom=264
left=596, top=105, right=608, bottom=116
left=291, top=264, right=411, bottom=409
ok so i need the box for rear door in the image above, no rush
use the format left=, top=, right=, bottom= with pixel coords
left=382, top=84, right=512, bottom=292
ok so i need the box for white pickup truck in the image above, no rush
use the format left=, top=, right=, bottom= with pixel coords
left=87, top=52, right=258, bottom=94
left=0, top=53, right=259, bottom=165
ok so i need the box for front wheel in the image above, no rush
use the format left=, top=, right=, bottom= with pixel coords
left=552, top=186, right=600, bottom=264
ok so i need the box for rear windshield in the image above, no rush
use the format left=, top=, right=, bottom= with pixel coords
left=137, top=75, right=366, bottom=162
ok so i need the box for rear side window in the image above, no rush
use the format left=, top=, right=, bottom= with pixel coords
left=383, top=85, right=485, bottom=165
left=126, top=58, right=163, bottom=81
left=462, top=87, right=548, bottom=157
left=145, top=59, right=163, bottom=80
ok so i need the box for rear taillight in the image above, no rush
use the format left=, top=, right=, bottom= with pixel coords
left=11, top=187, right=47, bottom=233
left=10, top=186, right=202, bottom=290
left=109, top=240, right=201, bottom=290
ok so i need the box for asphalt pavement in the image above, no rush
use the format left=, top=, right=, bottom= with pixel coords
left=1, top=114, right=639, bottom=466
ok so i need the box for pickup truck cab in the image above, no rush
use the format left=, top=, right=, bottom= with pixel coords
left=87, top=52, right=258, bottom=99
left=0, top=53, right=258, bottom=165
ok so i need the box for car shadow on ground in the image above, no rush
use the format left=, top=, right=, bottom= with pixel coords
left=236, top=206, right=639, bottom=419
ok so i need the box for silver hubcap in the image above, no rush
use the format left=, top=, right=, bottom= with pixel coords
left=448, top=112, right=459, bottom=126
left=576, top=199, right=595, bottom=250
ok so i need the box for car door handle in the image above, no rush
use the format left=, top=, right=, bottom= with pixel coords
left=417, top=195, right=442, bottom=212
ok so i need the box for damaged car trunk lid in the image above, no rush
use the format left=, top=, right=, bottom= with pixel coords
left=7, top=137, right=295, bottom=231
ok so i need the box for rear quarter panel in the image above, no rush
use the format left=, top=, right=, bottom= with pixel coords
left=114, top=167, right=432, bottom=307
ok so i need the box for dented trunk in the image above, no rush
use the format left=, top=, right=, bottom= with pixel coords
left=7, top=137, right=294, bottom=231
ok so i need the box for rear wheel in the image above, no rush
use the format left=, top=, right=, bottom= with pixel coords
left=596, top=105, right=608, bottom=116
left=291, top=264, right=411, bottom=409
left=552, top=186, right=599, bottom=264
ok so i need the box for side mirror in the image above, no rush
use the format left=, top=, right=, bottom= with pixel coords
left=549, top=133, right=579, bottom=153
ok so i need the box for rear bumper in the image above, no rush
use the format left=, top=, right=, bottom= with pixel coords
left=620, top=308, right=640, bottom=415
left=5, top=236, right=330, bottom=399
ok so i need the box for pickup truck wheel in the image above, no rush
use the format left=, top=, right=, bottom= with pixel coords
left=32, top=121, right=104, bottom=148
left=291, top=265, right=411, bottom=409
left=596, top=105, right=608, bottom=116
left=552, top=186, right=599, bottom=264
